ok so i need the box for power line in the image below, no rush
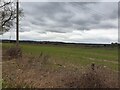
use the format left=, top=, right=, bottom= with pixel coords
left=66, top=2, right=107, bottom=20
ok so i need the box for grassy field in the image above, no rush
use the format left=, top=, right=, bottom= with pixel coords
left=2, top=43, right=118, bottom=71
left=2, top=42, right=119, bottom=88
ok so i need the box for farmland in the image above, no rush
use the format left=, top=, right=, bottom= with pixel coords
left=2, top=42, right=119, bottom=88
left=3, top=43, right=118, bottom=70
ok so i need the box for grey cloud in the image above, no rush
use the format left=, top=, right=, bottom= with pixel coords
left=1, top=2, right=118, bottom=44
left=20, top=2, right=118, bottom=33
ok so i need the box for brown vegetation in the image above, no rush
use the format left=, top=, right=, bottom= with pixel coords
left=3, top=46, right=22, bottom=60
left=2, top=52, right=119, bottom=88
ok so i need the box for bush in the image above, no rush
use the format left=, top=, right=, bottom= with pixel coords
left=62, top=64, right=118, bottom=88
left=6, top=45, right=22, bottom=59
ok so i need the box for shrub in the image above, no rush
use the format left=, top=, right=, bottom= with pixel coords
left=62, top=64, right=118, bottom=88
left=5, top=45, right=22, bottom=60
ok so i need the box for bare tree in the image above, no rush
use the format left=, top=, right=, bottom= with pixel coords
left=0, top=0, right=23, bottom=35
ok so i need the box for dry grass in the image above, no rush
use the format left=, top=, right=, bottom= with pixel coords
left=62, top=66, right=118, bottom=88
left=2, top=53, right=119, bottom=88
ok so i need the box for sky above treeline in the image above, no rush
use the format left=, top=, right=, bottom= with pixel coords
left=1, top=1, right=119, bottom=44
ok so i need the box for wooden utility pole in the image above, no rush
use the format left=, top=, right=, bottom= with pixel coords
left=16, top=0, right=19, bottom=46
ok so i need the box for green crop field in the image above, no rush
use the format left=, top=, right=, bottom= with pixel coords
left=2, top=43, right=118, bottom=71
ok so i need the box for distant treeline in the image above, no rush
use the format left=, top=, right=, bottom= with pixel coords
left=1, top=40, right=118, bottom=47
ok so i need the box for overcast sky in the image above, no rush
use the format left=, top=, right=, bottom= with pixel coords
left=1, top=1, right=118, bottom=44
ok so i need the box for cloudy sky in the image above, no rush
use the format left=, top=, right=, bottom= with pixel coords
left=1, top=1, right=119, bottom=44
